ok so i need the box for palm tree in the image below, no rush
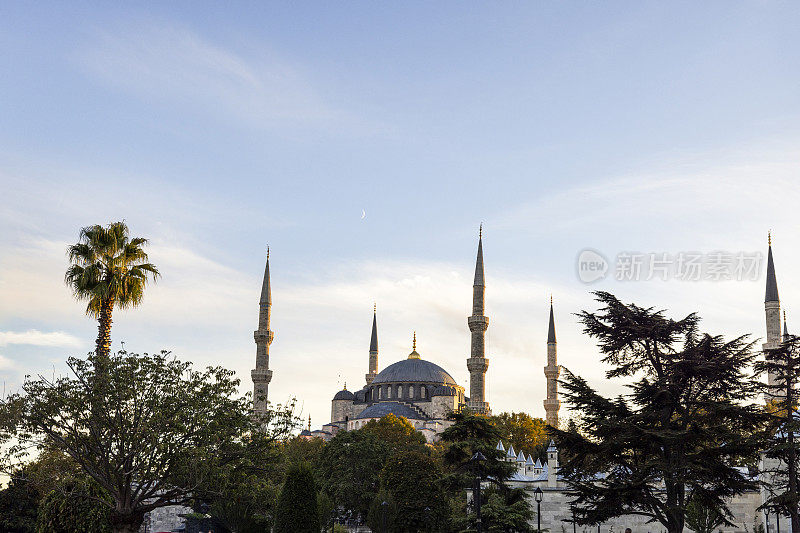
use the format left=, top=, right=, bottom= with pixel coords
left=65, top=222, right=159, bottom=366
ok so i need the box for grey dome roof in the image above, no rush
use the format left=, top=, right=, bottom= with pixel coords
left=333, top=389, right=355, bottom=401
left=432, top=385, right=457, bottom=396
left=371, top=358, right=457, bottom=385
left=353, top=401, right=426, bottom=420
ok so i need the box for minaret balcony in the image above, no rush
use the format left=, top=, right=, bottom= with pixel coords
left=253, top=330, right=274, bottom=344
left=251, top=368, right=273, bottom=383
left=467, top=316, right=489, bottom=331
left=467, top=357, right=489, bottom=373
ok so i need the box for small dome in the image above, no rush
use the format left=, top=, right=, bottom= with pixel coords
left=432, top=385, right=457, bottom=396
left=333, top=389, right=355, bottom=401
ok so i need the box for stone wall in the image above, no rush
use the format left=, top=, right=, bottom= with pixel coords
left=524, top=488, right=764, bottom=533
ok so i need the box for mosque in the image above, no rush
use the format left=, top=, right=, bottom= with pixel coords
left=250, top=230, right=562, bottom=442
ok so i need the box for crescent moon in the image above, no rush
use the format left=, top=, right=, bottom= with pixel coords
left=361, top=209, right=366, bottom=220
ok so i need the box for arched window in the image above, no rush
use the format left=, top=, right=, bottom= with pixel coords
left=378, top=387, right=382, bottom=399
left=397, top=385, right=402, bottom=398
left=408, top=385, right=414, bottom=398
left=388, top=386, right=392, bottom=399
left=422, top=386, right=428, bottom=399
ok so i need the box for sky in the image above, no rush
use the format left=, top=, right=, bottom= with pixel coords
left=1, top=2, right=799, bottom=430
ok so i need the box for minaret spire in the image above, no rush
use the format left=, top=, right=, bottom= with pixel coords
left=467, top=227, right=490, bottom=414
left=764, top=233, right=782, bottom=394
left=366, top=304, right=379, bottom=385
left=252, top=249, right=274, bottom=415
left=544, top=296, right=561, bottom=428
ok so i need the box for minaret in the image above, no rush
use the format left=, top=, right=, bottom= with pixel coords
left=544, top=296, right=561, bottom=428
left=467, top=226, right=490, bottom=415
left=763, top=233, right=782, bottom=392
left=366, top=304, right=379, bottom=385
left=784, top=311, right=790, bottom=340
left=252, top=248, right=274, bottom=415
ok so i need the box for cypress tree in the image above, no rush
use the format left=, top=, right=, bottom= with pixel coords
left=274, top=462, right=320, bottom=533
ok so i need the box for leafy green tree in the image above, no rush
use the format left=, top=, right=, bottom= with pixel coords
left=366, top=489, right=397, bottom=533
left=64, top=222, right=159, bottom=366
left=0, top=350, right=297, bottom=533
left=361, top=414, right=427, bottom=454
left=755, top=333, right=800, bottom=532
left=274, top=462, right=320, bottom=533
left=440, top=411, right=531, bottom=532
left=480, top=488, right=535, bottom=533
left=491, top=411, right=548, bottom=460
left=36, top=477, right=111, bottom=533
left=553, top=292, right=767, bottom=533
left=0, top=469, right=39, bottom=533
left=316, top=429, right=389, bottom=519
left=685, top=495, right=726, bottom=533
left=378, top=450, right=449, bottom=532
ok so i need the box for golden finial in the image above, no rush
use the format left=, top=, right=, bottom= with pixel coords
left=479, top=223, right=483, bottom=239
left=343, top=381, right=347, bottom=390
left=550, top=294, right=553, bottom=305
left=785, top=310, right=787, bottom=321
left=408, top=331, right=421, bottom=358
left=374, top=302, right=377, bottom=314
left=308, top=414, right=311, bottom=431
left=768, top=231, right=772, bottom=247
left=267, top=245, right=270, bottom=260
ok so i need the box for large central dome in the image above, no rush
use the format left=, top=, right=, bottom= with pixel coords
left=371, top=358, right=458, bottom=385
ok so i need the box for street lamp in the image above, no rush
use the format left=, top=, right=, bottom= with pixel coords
left=381, top=500, right=388, bottom=533
left=765, top=510, right=770, bottom=533
left=424, top=506, right=432, bottom=532
left=534, top=487, right=543, bottom=533
left=471, top=452, right=487, bottom=533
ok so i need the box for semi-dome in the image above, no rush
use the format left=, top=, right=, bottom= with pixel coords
left=371, top=358, right=457, bottom=386
left=333, top=389, right=355, bottom=401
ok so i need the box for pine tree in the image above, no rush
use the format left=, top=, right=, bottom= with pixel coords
left=552, top=292, right=767, bottom=533
left=274, top=462, right=320, bottom=533
left=755, top=333, right=800, bottom=533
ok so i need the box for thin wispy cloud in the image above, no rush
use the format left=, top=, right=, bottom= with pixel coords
left=0, top=330, right=82, bottom=348
left=76, top=23, right=342, bottom=126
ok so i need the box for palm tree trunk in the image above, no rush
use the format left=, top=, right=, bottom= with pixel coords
left=95, top=296, right=114, bottom=368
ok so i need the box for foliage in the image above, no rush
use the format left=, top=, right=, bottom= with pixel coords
left=360, top=413, right=427, bottom=453
left=754, top=333, right=800, bottom=532
left=480, top=488, right=535, bottom=533
left=379, top=450, right=450, bottom=532
left=0, top=350, right=298, bottom=533
left=0, top=469, right=39, bottom=533
left=491, top=411, right=549, bottom=461
left=552, top=292, right=768, bottom=533
left=366, top=489, right=398, bottom=533
left=685, top=495, right=726, bottom=533
left=64, top=222, right=159, bottom=362
left=274, top=462, right=320, bottom=533
left=440, top=411, right=516, bottom=489
left=36, top=476, right=111, bottom=533
left=440, top=411, right=531, bottom=532
left=316, top=429, right=389, bottom=518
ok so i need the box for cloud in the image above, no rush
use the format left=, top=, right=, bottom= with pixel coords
left=76, top=23, right=343, bottom=126
left=0, top=330, right=83, bottom=348
left=0, top=354, right=15, bottom=370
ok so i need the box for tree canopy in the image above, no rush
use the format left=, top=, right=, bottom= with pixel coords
left=553, top=292, right=767, bottom=533
left=0, top=350, right=297, bottom=533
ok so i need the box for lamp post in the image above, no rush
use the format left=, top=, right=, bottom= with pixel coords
left=470, top=452, right=487, bottom=533
left=381, top=500, right=388, bottom=533
left=572, top=509, right=577, bottom=533
left=534, top=487, right=543, bottom=533
left=424, top=506, right=431, bottom=532
left=765, top=510, right=770, bottom=533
